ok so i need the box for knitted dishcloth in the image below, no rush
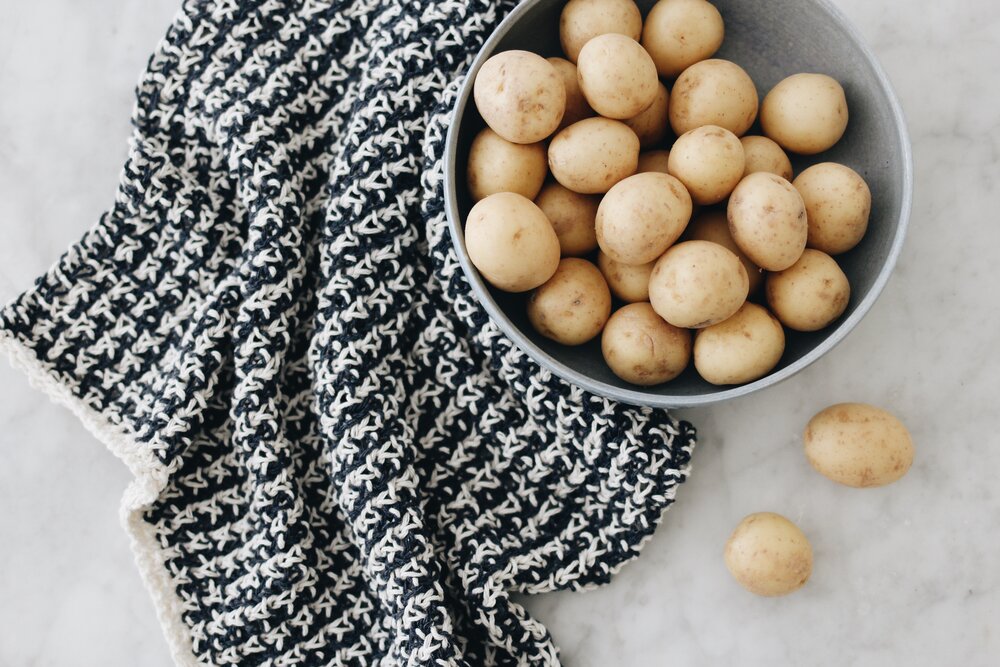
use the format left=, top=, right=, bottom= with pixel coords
left=0, top=0, right=696, bottom=664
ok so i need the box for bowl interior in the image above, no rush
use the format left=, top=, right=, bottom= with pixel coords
left=447, top=0, right=910, bottom=407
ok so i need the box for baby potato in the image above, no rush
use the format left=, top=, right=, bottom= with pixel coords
left=694, top=302, right=785, bottom=385
left=474, top=50, right=566, bottom=144
left=668, top=59, right=759, bottom=137
left=804, top=403, right=915, bottom=488
left=760, top=73, right=849, bottom=154
left=577, top=34, right=659, bottom=120
left=527, top=258, right=612, bottom=345
left=793, top=162, right=872, bottom=255
left=637, top=150, right=671, bottom=174
left=765, top=249, right=850, bottom=331
left=597, top=251, right=654, bottom=302
left=684, top=208, right=764, bottom=293
left=535, top=182, right=600, bottom=256
left=596, top=172, right=693, bottom=265
left=725, top=512, right=813, bottom=597
left=624, top=82, right=670, bottom=149
left=548, top=57, right=596, bottom=131
left=727, top=172, right=808, bottom=271
left=465, top=192, right=561, bottom=292
left=559, top=0, right=643, bottom=63
left=740, top=135, right=793, bottom=181
left=641, top=0, right=724, bottom=78
left=668, top=125, right=745, bottom=205
left=649, top=240, right=749, bottom=328
left=548, top=117, right=640, bottom=194
left=602, top=302, right=692, bottom=385
left=466, top=128, right=548, bottom=202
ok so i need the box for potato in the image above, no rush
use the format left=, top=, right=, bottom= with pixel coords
left=636, top=149, right=671, bottom=174
left=765, top=249, right=850, bottom=331
left=649, top=240, right=749, bottom=328
left=577, top=34, right=659, bottom=120
left=740, top=135, right=793, bottom=181
left=725, top=512, right=813, bottom=597
left=474, top=50, right=566, bottom=144
left=727, top=172, right=807, bottom=271
left=602, top=302, right=692, bottom=385
left=760, top=73, right=848, bottom=155
left=624, top=82, right=670, bottom=149
left=465, top=192, right=561, bottom=292
left=559, top=0, right=643, bottom=63
left=684, top=208, right=764, bottom=293
left=793, top=162, right=872, bottom=255
left=527, top=258, right=612, bottom=345
left=694, top=302, right=784, bottom=385
left=548, top=57, right=596, bottom=131
left=668, top=125, right=745, bottom=205
left=548, top=117, right=640, bottom=194
left=466, top=128, right=548, bottom=202
left=668, top=59, right=758, bottom=137
left=641, top=0, right=724, bottom=78
left=804, top=403, right=915, bottom=488
left=596, top=172, right=693, bottom=265
left=597, top=251, right=654, bottom=302
left=535, top=182, right=600, bottom=256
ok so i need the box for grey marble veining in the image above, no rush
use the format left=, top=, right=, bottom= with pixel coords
left=0, top=0, right=998, bottom=665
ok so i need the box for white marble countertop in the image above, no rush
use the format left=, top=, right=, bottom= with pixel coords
left=1, top=0, right=997, bottom=665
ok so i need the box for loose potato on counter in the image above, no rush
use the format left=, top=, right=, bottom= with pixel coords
left=624, top=82, right=671, bottom=149
left=636, top=149, right=671, bottom=174
left=535, top=182, right=600, bottom=256
left=694, top=302, right=784, bottom=385
left=793, top=162, right=872, bottom=255
left=602, top=302, right=692, bottom=385
left=727, top=172, right=808, bottom=271
left=765, top=249, right=850, bottom=331
left=761, top=73, right=849, bottom=154
left=548, top=57, right=596, bottom=130
left=668, top=125, right=745, bottom=205
left=527, top=258, right=612, bottom=345
left=548, top=117, right=640, bottom=194
left=577, top=34, right=660, bottom=119
left=466, top=128, right=548, bottom=202
left=804, top=403, right=915, bottom=488
left=474, top=50, right=566, bottom=144
left=684, top=208, right=764, bottom=293
left=641, top=0, right=724, bottom=78
left=559, top=0, right=643, bottom=63
left=649, top=240, right=749, bottom=328
left=596, top=172, right=693, bottom=265
left=597, top=251, right=655, bottom=302
left=465, top=192, right=561, bottom=292
left=668, top=59, right=758, bottom=137
left=725, top=512, right=813, bottom=597
left=740, top=135, right=793, bottom=181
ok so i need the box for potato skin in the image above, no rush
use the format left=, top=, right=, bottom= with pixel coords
left=684, top=208, right=764, bottom=293
left=804, top=403, right=914, bottom=488
left=559, top=0, right=643, bottom=63
left=473, top=50, right=566, bottom=144
left=595, top=172, right=693, bottom=265
left=668, top=125, right=745, bottom=205
left=527, top=258, right=612, bottom=345
left=727, top=172, right=808, bottom=271
left=694, top=302, right=785, bottom=385
left=765, top=249, right=850, bottom=331
left=624, top=82, right=670, bottom=149
left=466, top=128, right=548, bottom=202
left=740, top=135, right=793, bottom=181
left=465, top=193, right=561, bottom=293
left=535, top=182, right=600, bottom=256
left=548, top=57, right=596, bottom=131
left=641, top=0, right=724, bottom=78
left=548, top=117, right=640, bottom=194
left=602, top=302, right=692, bottom=385
left=793, top=162, right=872, bottom=255
left=578, top=34, right=659, bottom=120
left=761, top=73, right=848, bottom=155
left=725, top=512, right=813, bottom=597
left=649, top=240, right=749, bottom=328
left=636, top=150, right=671, bottom=174
left=668, top=59, right=759, bottom=137
left=597, top=251, right=655, bottom=302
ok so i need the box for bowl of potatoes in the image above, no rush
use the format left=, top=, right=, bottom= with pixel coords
left=444, top=0, right=912, bottom=408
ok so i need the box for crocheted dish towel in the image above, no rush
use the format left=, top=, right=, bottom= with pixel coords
left=0, top=0, right=696, bottom=664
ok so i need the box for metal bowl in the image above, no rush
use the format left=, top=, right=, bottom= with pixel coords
left=444, top=0, right=912, bottom=408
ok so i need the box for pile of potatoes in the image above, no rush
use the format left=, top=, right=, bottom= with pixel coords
left=464, top=0, right=873, bottom=388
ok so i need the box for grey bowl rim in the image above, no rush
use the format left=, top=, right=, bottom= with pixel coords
left=443, top=0, right=913, bottom=409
